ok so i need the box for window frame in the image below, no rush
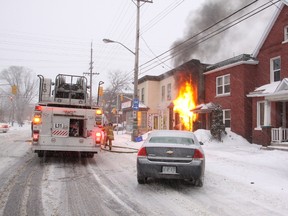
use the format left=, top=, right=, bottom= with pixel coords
left=141, top=88, right=144, bottom=103
left=270, top=56, right=281, bottom=83
left=167, top=83, right=171, bottom=100
left=284, top=26, right=288, bottom=41
left=256, top=101, right=271, bottom=129
left=161, top=85, right=165, bottom=101
left=216, top=74, right=230, bottom=96
left=223, top=109, right=231, bottom=128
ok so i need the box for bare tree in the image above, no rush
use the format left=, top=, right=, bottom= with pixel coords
left=102, top=70, right=132, bottom=123
left=0, top=66, right=38, bottom=125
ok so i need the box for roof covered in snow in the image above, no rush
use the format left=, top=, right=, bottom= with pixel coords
left=247, top=78, right=288, bottom=101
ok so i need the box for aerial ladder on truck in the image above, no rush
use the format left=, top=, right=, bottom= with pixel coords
left=31, top=74, right=106, bottom=158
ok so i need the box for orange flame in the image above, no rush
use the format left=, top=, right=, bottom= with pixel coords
left=173, top=81, right=197, bottom=131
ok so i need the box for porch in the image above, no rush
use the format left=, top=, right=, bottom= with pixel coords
left=271, top=128, right=288, bottom=145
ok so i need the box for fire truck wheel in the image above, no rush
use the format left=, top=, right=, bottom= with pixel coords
left=87, top=153, right=94, bottom=158
left=37, top=151, right=44, bottom=158
left=80, top=152, right=87, bottom=158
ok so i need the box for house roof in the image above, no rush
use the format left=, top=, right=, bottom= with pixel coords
left=138, top=59, right=204, bottom=84
left=252, top=3, right=285, bottom=57
left=191, top=102, right=217, bottom=113
left=247, top=78, right=288, bottom=101
left=265, top=78, right=288, bottom=101
left=204, top=54, right=258, bottom=74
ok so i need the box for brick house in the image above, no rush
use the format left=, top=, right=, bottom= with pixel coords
left=201, top=3, right=288, bottom=146
left=131, top=3, right=288, bottom=146
left=200, top=54, right=257, bottom=143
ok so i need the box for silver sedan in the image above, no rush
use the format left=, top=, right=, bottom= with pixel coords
left=137, top=130, right=205, bottom=186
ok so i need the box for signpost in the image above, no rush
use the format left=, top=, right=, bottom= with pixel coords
left=132, top=98, right=139, bottom=111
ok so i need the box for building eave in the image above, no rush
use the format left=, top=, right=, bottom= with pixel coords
left=265, top=90, right=288, bottom=101
left=204, top=60, right=258, bottom=75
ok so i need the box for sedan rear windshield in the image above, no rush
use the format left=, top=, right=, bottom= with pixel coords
left=149, top=136, right=194, bottom=145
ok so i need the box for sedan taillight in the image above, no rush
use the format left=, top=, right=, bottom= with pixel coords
left=193, top=149, right=204, bottom=159
left=137, top=147, right=147, bottom=157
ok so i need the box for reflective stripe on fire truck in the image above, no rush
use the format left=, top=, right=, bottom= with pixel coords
left=52, top=130, right=68, bottom=136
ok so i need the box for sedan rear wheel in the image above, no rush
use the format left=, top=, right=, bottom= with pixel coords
left=137, top=176, right=147, bottom=184
left=194, top=178, right=204, bottom=187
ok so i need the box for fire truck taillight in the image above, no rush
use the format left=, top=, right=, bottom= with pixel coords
left=95, top=131, right=102, bottom=144
left=95, top=109, right=102, bottom=115
left=33, top=131, right=40, bottom=142
left=35, top=105, right=42, bottom=111
left=33, top=115, right=41, bottom=124
left=95, top=109, right=103, bottom=125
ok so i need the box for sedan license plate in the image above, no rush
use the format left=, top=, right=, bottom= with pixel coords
left=162, top=166, right=176, bottom=174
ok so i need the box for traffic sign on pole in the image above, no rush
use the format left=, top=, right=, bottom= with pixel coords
left=132, top=98, right=139, bottom=110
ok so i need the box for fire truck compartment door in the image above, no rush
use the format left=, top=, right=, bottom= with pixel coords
left=52, top=117, right=69, bottom=137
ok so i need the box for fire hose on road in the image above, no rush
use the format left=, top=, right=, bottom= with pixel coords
left=100, top=144, right=139, bottom=153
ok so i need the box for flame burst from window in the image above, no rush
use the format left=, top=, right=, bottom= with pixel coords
left=173, top=81, right=197, bottom=130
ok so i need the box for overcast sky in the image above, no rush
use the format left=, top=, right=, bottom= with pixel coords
left=0, top=0, right=280, bottom=93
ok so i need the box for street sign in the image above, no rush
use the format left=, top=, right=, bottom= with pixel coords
left=132, top=98, right=139, bottom=110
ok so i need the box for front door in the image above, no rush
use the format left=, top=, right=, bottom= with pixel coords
left=153, top=116, right=159, bottom=130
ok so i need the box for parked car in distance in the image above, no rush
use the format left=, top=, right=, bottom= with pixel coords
left=0, top=122, right=9, bottom=133
left=137, top=130, right=205, bottom=186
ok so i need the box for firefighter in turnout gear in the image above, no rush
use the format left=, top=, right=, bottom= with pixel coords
left=104, top=123, right=114, bottom=151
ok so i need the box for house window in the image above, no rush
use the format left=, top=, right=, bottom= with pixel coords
left=284, top=26, right=288, bottom=41
left=270, top=57, right=281, bottom=82
left=223, top=109, right=231, bottom=128
left=167, top=83, right=171, bottom=100
left=141, top=88, right=144, bottom=103
left=216, top=74, right=230, bottom=96
left=161, top=85, right=165, bottom=101
left=257, top=101, right=271, bottom=128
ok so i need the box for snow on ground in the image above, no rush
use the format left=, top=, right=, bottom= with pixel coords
left=116, top=128, right=288, bottom=215
left=1, top=125, right=288, bottom=215
left=116, top=128, right=288, bottom=195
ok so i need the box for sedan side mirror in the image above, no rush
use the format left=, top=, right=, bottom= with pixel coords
left=199, top=141, right=204, bottom=145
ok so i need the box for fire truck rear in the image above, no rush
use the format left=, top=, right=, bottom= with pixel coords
left=31, top=74, right=105, bottom=158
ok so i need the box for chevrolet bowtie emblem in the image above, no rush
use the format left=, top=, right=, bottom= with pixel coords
left=166, top=150, right=173, bottom=155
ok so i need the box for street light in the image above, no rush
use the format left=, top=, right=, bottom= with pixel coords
left=103, top=37, right=139, bottom=141
left=103, top=39, right=135, bottom=56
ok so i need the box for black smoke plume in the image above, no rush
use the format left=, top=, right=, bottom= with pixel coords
left=171, top=0, right=253, bottom=66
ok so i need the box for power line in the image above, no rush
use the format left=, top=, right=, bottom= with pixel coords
left=136, top=0, right=280, bottom=77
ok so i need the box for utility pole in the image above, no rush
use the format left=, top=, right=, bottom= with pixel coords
left=131, top=0, right=153, bottom=141
left=83, top=42, right=99, bottom=107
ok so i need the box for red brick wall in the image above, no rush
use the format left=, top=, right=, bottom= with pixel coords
left=256, top=6, right=288, bottom=86
left=251, top=5, right=288, bottom=145
left=204, top=64, right=256, bottom=142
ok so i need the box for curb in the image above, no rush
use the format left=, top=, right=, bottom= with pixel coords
left=260, top=146, right=288, bottom=152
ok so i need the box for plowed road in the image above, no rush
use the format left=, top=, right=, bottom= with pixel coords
left=0, top=127, right=287, bottom=216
